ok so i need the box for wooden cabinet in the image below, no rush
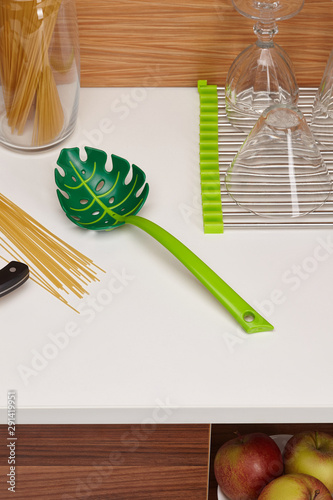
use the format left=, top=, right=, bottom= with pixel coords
left=0, top=424, right=210, bottom=499
left=2, top=422, right=333, bottom=498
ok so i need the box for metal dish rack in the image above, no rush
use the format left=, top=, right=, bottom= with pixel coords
left=199, top=84, right=333, bottom=230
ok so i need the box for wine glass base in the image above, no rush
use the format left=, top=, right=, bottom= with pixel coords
left=226, top=88, right=298, bottom=133
left=225, top=42, right=299, bottom=133
left=231, top=0, right=304, bottom=21
left=226, top=98, right=262, bottom=133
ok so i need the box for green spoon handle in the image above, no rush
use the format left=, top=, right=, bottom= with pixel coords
left=126, top=215, right=273, bottom=333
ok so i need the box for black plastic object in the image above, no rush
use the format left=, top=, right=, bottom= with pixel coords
left=0, top=261, right=29, bottom=298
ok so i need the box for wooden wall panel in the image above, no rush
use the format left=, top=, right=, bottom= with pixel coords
left=76, top=0, right=333, bottom=88
left=0, top=424, right=210, bottom=499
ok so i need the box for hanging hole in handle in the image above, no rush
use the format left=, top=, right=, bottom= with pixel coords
left=243, top=312, right=255, bottom=323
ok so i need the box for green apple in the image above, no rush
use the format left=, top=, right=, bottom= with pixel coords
left=258, top=473, right=332, bottom=500
left=284, top=431, right=333, bottom=494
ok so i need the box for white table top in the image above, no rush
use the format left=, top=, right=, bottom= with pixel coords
left=1, top=88, right=333, bottom=424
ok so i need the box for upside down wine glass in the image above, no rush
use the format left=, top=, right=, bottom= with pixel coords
left=225, top=0, right=304, bottom=132
left=225, top=104, right=332, bottom=218
left=310, top=48, right=333, bottom=148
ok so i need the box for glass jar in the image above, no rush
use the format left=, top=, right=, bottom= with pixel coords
left=0, top=0, right=80, bottom=151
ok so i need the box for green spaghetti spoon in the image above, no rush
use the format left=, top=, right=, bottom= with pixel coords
left=55, top=147, right=273, bottom=333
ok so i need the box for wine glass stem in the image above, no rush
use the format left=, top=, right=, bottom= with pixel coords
left=254, top=21, right=278, bottom=47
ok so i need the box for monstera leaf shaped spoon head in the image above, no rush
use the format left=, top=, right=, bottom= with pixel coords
left=55, top=147, right=149, bottom=230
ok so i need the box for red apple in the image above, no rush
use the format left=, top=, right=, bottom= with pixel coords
left=258, top=472, right=332, bottom=499
left=214, top=432, right=283, bottom=500
left=284, top=431, right=333, bottom=494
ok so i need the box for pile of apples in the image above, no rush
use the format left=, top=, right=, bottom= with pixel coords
left=214, top=430, right=333, bottom=499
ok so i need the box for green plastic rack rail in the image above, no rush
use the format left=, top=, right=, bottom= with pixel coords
left=198, top=80, right=224, bottom=234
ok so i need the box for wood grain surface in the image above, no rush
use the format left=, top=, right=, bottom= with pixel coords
left=208, top=423, right=333, bottom=500
left=76, top=0, right=333, bottom=88
left=0, top=424, right=210, bottom=499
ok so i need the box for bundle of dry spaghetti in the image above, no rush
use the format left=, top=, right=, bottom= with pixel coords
left=0, top=192, right=104, bottom=310
left=0, top=0, right=64, bottom=146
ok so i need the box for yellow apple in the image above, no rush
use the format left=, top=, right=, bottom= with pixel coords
left=258, top=473, right=332, bottom=499
left=284, top=431, right=333, bottom=494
